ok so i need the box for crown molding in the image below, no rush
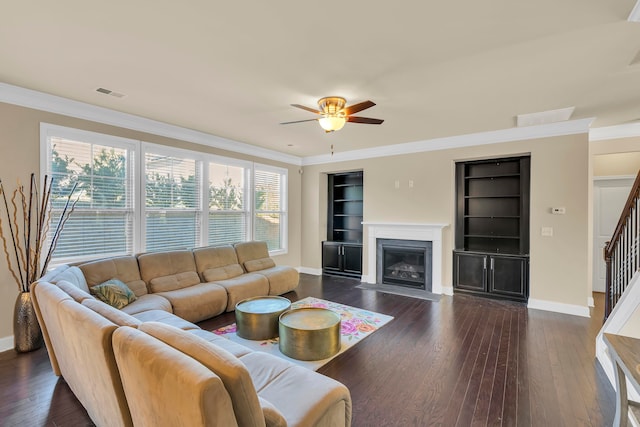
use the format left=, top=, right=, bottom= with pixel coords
left=589, top=122, right=640, bottom=141
left=0, top=82, right=597, bottom=168
left=302, top=117, right=594, bottom=166
left=0, top=82, right=303, bottom=166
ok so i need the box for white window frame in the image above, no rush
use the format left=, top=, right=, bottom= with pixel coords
left=140, top=142, right=206, bottom=251
left=40, top=123, right=139, bottom=265
left=253, top=163, right=288, bottom=255
left=40, top=124, right=289, bottom=262
left=206, top=155, right=253, bottom=247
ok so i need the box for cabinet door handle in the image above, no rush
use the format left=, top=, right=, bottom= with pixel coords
left=490, top=258, right=494, bottom=270
left=483, top=257, right=487, bottom=270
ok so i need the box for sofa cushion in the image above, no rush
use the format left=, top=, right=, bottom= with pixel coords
left=156, top=282, right=228, bottom=323
left=255, top=267, right=300, bottom=296
left=234, top=241, right=270, bottom=271
left=239, top=351, right=352, bottom=427
left=214, top=273, right=269, bottom=312
left=133, top=310, right=199, bottom=330
left=149, top=271, right=201, bottom=293
left=112, top=326, right=238, bottom=427
left=80, top=256, right=148, bottom=297
left=188, top=329, right=253, bottom=358
left=90, top=279, right=137, bottom=309
left=81, top=299, right=142, bottom=328
left=139, top=322, right=266, bottom=427
left=244, top=258, right=276, bottom=273
left=137, top=251, right=201, bottom=293
left=52, top=266, right=90, bottom=292
left=193, top=246, right=244, bottom=281
left=56, top=279, right=94, bottom=302
left=120, top=294, right=172, bottom=315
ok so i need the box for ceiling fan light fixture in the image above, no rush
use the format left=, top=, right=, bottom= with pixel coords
left=319, top=115, right=346, bottom=132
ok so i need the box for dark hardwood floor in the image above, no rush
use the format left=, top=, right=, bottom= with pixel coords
left=0, top=274, right=615, bottom=426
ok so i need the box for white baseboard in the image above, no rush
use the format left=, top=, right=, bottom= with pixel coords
left=588, top=296, right=595, bottom=307
left=527, top=298, right=591, bottom=317
left=0, top=335, right=14, bottom=353
left=297, top=267, right=322, bottom=276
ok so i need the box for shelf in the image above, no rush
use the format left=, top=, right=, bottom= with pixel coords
left=334, top=228, right=363, bottom=233
left=334, top=199, right=363, bottom=203
left=334, top=214, right=363, bottom=217
left=465, top=195, right=521, bottom=199
left=465, top=235, right=520, bottom=239
left=464, top=215, right=520, bottom=219
left=465, top=173, right=520, bottom=180
left=334, top=183, right=360, bottom=188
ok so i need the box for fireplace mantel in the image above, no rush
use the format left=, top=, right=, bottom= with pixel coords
left=362, top=222, right=449, bottom=295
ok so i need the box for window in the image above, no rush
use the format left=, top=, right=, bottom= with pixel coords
left=143, top=148, right=201, bottom=252
left=41, top=124, right=289, bottom=263
left=42, top=125, right=135, bottom=264
left=254, top=165, right=287, bottom=252
left=208, top=161, right=250, bottom=246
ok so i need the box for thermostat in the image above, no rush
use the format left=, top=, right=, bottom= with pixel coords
left=551, top=207, right=566, bottom=215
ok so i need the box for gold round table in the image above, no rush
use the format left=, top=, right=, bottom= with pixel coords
left=278, top=307, right=341, bottom=361
left=235, top=296, right=291, bottom=340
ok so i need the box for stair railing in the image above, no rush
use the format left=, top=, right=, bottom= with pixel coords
left=604, top=170, right=640, bottom=319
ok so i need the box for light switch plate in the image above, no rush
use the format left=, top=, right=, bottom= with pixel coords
left=541, top=227, right=553, bottom=237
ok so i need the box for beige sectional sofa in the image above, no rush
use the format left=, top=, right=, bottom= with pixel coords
left=31, top=241, right=351, bottom=426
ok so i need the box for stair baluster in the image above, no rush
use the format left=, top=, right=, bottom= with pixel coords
left=605, top=170, right=640, bottom=320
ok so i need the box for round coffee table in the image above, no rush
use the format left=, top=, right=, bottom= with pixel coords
left=278, top=307, right=341, bottom=361
left=235, top=296, right=291, bottom=340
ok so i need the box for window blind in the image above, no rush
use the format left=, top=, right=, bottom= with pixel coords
left=47, top=137, right=134, bottom=263
left=144, top=152, right=200, bottom=252
left=254, top=166, right=286, bottom=251
left=208, top=162, right=249, bottom=246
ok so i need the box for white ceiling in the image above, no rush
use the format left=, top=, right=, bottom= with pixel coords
left=2, top=1, right=640, bottom=158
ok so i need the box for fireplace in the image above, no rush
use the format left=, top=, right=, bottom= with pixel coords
left=377, top=239, right=432, bottom=291
left=362, top=222, right=450, bottom=295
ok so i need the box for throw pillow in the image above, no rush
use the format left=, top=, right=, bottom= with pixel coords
left=90, top=279, right=137, bottom=309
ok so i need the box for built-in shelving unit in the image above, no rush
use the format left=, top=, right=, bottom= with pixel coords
left=454, top=157, right=530, bottom=302
left=323, top=171, right=363, bottom=277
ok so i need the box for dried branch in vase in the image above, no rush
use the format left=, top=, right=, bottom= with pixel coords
left=0, top=173, right=78, bottom=293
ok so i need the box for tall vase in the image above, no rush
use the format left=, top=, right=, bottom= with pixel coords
left=14, top=291, right=43, bottom=353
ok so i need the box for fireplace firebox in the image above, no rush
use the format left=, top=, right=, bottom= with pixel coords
left=376, top=239, right=432, bottom=291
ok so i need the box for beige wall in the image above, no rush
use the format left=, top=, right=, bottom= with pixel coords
left=0, top=102, right=302, bottom=342
left=593, top=152, right=640, bottom=177
left=302, top=133, right=590, bottom=308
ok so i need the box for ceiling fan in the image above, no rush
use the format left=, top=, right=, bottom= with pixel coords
left=281, top=97, right=384, bottom=132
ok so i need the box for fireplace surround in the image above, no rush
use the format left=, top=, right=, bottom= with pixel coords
left=362, top=222, right=450, bottom=295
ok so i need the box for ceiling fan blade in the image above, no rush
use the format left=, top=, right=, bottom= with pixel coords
left=343, top=100, right=376, bottom=115
left=347, top=116, right=384, bottom=125
left=280, top=118, right=320, bottom=125
left=291, top=104, right=322, bottom=114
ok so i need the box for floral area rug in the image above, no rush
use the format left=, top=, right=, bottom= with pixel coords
left=212, top=296, right=393, bottom=370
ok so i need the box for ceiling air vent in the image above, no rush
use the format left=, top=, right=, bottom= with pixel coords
left=516, top=107, right=575, bottom=127
left=95, top=87, right=126, bottom=98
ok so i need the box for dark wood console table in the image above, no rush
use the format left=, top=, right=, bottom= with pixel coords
left=603, top=333, right=640, bottom=426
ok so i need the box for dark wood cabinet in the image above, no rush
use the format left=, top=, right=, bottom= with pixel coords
left=453, top=251, right=528, bottom=301
left=454, top=157, right=530, bottom=302
left=322, top=241, right=363, bottom=277
left=323, top=171, right=363, bottom=277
